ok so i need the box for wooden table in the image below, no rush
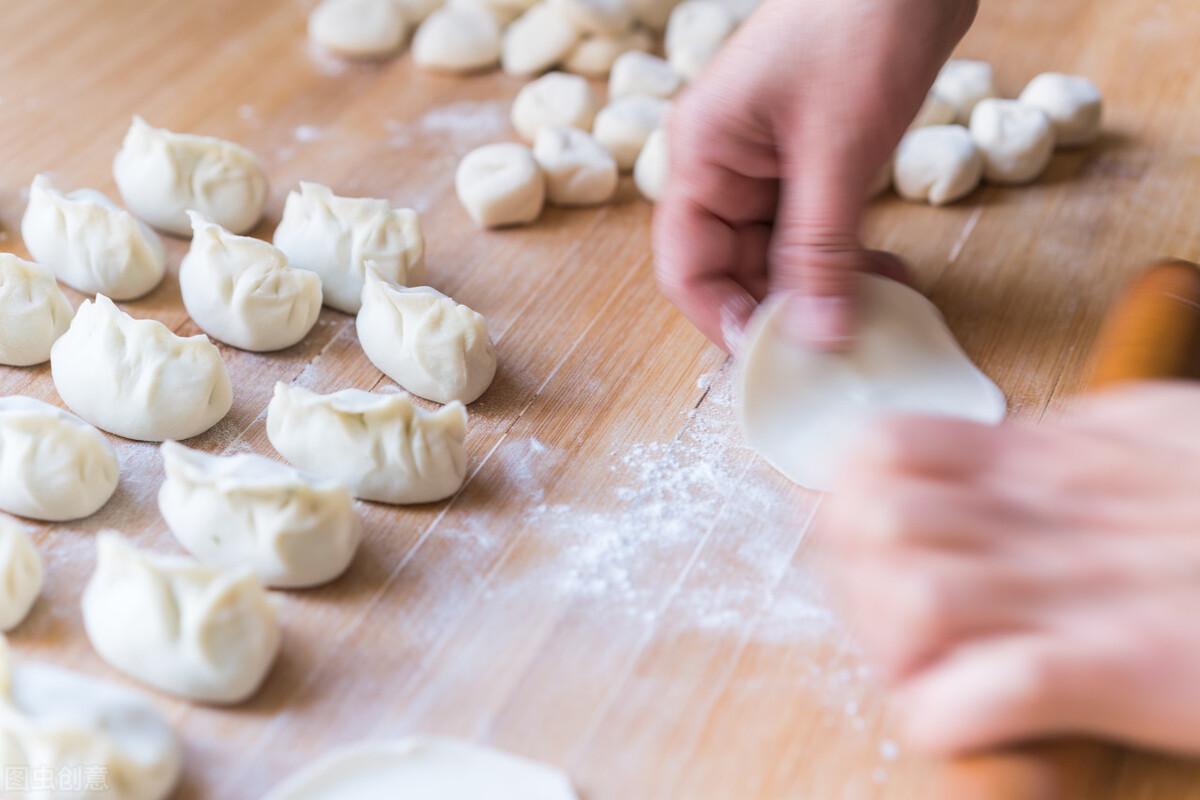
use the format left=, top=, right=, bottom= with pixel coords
left=2, top=0, right=1199, bottom=797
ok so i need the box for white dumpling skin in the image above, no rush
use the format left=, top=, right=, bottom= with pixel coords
left=0, top=254, right=72, bottom=367
left=81, top=532, right=281, bottom=705
left=21, top=175, right=166, bottom=300
left=267, top=383, right=469, bottom=505
left=0, top=518, right=42, bottom=632
left=51, top=295, right=233, bottom=442
left=0, top=396, right=119, bottom=522
left=158, top=441, right=361, bottom=589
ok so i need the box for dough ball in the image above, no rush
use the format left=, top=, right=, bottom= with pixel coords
left=593, top=94, right=671, bottom=171
left=1018, top=72, right=1103, bottom=147
left=412, top=2, right=502, bottom=72
left=969, top=98, right=1056, bottom=185
left=394, top=0, right=445, bottom=24
left=932, top=59, right=997, bottom=125
left=308, top=0, right=409, bottom=58
left=562, top=28, right=653, bottom=77
left=0, top=518, right=42, bottom=632
left=511, top=71, right=599, bottom=142
left=629, top=0, right=680, bottom=32
left=610, top=51, right=682, bottom=99
left=534, top=126, right=620, bottom=206
left=472, top=0, right=539, bottom=24
left=714, top=0, right=759, bottom=21
left=502, top=3, right=581, bottom=77
left=549, top=0, right=633, bottom=35
left=633, top=126, right=668, bottom=202
left=910, top=90, right=957, bottom=130
left=893, top=124, right=983, bottom=206
left=665, top=0, right=735, bottom=82
left=456, top=142, right=546, bottom=228
left=0, top=254, right=72, bottom=367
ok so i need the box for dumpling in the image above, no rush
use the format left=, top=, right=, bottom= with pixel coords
left=158, top=441, right=361, bottom=589
left=0, top=254, right=72, bottom=367
left=356, top=269, right=496, bottom=405
left=0, top=396, right=119, bottom=522
left=0, top=640, right=182, bottom=800
left=113, top=116, right=269, bottom=237
left=81, top=532, right=281, bottom=704
left=180, top=213, right=323, bottom=352
left=273, top=182, right=425, bottom=314
left=267, top=383, right=468, bottom=505
left=21, top=174, right=166, bottom=299
left=51, top=295, right=233, bottom=442
left=0, top=519, right=42, bottom=632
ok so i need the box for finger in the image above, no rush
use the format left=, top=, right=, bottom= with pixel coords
left=837, top=415, right=1001, bottom=483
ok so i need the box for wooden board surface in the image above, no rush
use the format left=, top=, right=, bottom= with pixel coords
left=2, top=0, right=1200, bottom=797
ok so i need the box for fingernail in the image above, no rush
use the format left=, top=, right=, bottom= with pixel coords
left=782, top=294, right=854, bottom=350
left=720, top=294, right=757, bottom=355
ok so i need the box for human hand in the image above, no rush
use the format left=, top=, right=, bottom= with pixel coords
left=654, top=0, right=977, bottom=352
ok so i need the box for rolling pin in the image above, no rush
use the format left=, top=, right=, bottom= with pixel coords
left=930, top=258, right=1200, bottom=799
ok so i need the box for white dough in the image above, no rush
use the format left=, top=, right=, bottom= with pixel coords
left=893, top=125, right=983, bottom=206
left=308, top=0, right=409, bottom=58
left=634, top=126, right=669, bottom=201
left=969, top=98, right=1056, bottom=185
left=263, top=737, right=577, bottom=800
left=113, top=116, right=268, bottom=237
left=357, top=270, right=497, bottom=404
left=562, top=28, right=653, bottom=77
left=456, top=142, right=546, bottom=228
left=502, top=3, right=581, bottom=77
left=664, top=0, right=734, bottom=81
left=549, top=0, right=633, bottom=35
left=0, top=254, right=72, bottom=367
left=0, top=396, right=119, bottom=522
left=628, top=0, right=679, bottom=31
left=158, top=442, right=361, bottom=589
left=737, top=274, right=1007, bottom=492
left=593, top=94, right=670, bottom=171
left=0, top=641, right=182, bottom=800
left=534, top=126, right=620, bottom=206
left=21, top=174, right=166, bottom=300
left=910, top=90, right=957, bottom=130
left=412, top=1, right=502, bottom=72
left=267, top=384, right=468, bottom=505
left=81, top=533, right=280, bottom=705
left=610, top=51, right=682, bottom=99
left=0, top=519, right=42, bottom=632
left=51, top=295, right=233, bottom=442
left=1019, top=72, right=1103, bottom=147
left=714, top=0, right=759, bottom=21
left=395, top=0, right=445, bottom=24
left=932, top=59, right=997, bottom=125
left=511, top=71, right=600, bottom=142
left=181, top=213, right=323, bottom=352
left=273, top=182, right=425, bottom=314
left=468, top=0, right=538, bottom=25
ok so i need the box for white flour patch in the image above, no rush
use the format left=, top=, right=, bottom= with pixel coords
left=293, top=124, right=324, bottom=143
left=385, top=102, right=510, bottom=149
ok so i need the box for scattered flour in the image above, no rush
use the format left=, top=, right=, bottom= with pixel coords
left=384, top=101, right=509, bottom=149
left=293, top=124, right=324, bottom=143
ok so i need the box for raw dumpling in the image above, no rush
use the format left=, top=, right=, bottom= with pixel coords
left=502, top=3, right=581, bottom=77
left=308, top=0, right=409, bottom=58
left=969, top=98, right=1055, bottom=185
left=273, top=182, right=425, bottom=314
left=267, top=383, right=468, bottom=505
left=263, top=737, right=578, bottom=800
left=0, top=254, right=72, bottom=367
left=158, top=441, right=361, bottom=589
left=0, top=396, right=119, bottom=522
left=609, top=51, right=682, bottom=99
left=456, top=143, right=546, bottom=228
left=81, top=532, right=281, bottom=704
left=113, top=116, right=269, bottom=237
left=562, top=28, right=653, bottom=77
left=0, top=641, right=182, bottom=800
left=180, top=213, right=323, bottom=352
left=21, top=174, right=166, bottom=300
left=357, top=269, right=497, bottom=404
left=51, top=295, right=233, bottom=442
left=510, top=71, right=599, bottom=142
left=593, top=94, right=670, bottom=171
left=1018, top=72, right=1103, bottom=147
left=893, top=125, right=983, bottom=206
left=412, top=2, right=502, bottom=73
left=534, top=126, right=620, bottom=206
left=737, top=274, right=1006, bottom=492
left=0, top=519, right=42, bottom=632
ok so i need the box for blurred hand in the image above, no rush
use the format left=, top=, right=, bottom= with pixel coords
left=654, top=0, right=977, bottom=351
left=822, top=383, right=1200, bottom=756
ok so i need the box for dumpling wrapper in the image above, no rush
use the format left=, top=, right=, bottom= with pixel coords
left=737, top=274, right=1007, bottom=491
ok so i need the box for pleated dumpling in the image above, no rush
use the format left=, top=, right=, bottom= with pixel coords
left=50, top=295, right=232, bottom=442
left=273, top=182, right=425, bottom=313
left=0, top=254, right=72, bottom=367
left=113, top=116, right=268, bottom=237
left=180, top=213, right=323, bottom=352
left=0, top=396, right=119, bottom=522
left=81, top=533, right=281, bottom=705
left=21, top=174, right=166, bottom=300
left=0, top=519, right=42, bottom=632
left=266, top=383, right=468, bottom=505
left=357, top=269, right=496, bottom=404
left=158, top=441, right=361, bottom=589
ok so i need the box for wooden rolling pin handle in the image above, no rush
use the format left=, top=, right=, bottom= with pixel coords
left=931, top=258, right=1200, bottom=800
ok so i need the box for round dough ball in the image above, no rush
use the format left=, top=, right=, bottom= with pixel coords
left=1018, top=72, right=1103, bottom=147
left=629, top=0, right=680, bottom=32
left=932, top=59, right=997, bottom=125
left=412, top=2, right=502, bottom=72
left=593, top=94, right=671, bottom=171
left=610, top=51, right=682, bottom=99
left=534, top=127, right=619, bottom=206
left=456, top=143, right=546, bottom=228
left=893, top=125, right=983, bottom=206
left=969, top=98, right=1056, bottom=185
left=308, top=0, right=409, bottom=58
left=665, top=0, right=734, bottom=82
left=549, top=0, right=633, bottom=34
left=634, top=127, right=668, bottom=202
left=562, top=28, right=653, bottom=77
left=911, top=90, right=957, bottom=130
left=502, top=3, right=581, bottom=77
left=511, top=71, right=599, bottom=142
